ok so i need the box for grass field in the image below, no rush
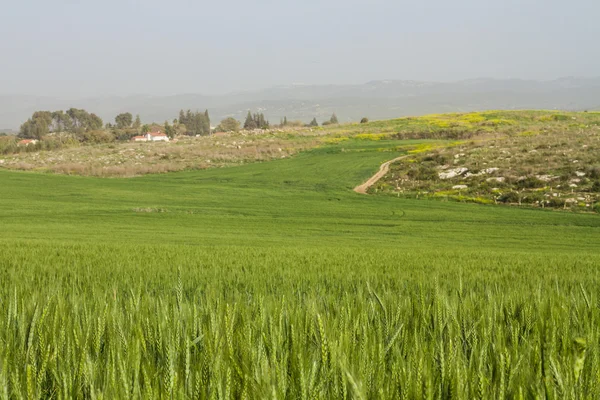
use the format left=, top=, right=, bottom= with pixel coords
left=2, top=135, right=600, bottom=398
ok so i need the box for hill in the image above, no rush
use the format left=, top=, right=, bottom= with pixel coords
left=1, top=77, right=599, bottom=129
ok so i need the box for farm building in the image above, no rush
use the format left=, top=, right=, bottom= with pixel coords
left=131, top=130, right=169, bottom=142
left=17, top=139, right=38, bottom=146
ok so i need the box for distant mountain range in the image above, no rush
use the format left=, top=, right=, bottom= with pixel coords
left=1, top=77, right=599, bottom=130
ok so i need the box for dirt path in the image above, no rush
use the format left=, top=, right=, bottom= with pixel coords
left=354, top=155, right=408, bottom=194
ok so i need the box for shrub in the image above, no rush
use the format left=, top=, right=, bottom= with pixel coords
left=78, top=130, right=114, bottom=143
left=406, top=165, right=438, bottom=181
left=360, top=117, right=369, bottom=124
left=516, top=176, right=544, bottom=189
left=498, top=191, right=520, bottom=204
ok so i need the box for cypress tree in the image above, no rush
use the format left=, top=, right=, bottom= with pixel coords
left=244, top=111, right=257, bottom=130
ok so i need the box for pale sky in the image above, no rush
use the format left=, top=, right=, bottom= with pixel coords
left=1, top=0, right=598, bottom=97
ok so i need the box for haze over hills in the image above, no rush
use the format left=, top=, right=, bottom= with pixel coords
left=1, top=77, right=599, bottom=131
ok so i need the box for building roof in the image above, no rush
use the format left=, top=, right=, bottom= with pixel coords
left=18, top=139, right=35, bottom=144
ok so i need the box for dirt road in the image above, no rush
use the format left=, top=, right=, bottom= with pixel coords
left=353, top=155, right=407, bottom=194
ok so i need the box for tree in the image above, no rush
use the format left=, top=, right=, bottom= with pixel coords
left=330, top=113, right=339, bottom=124
left=309, top=118, right=318, bottom=127
left=115, top=113, right=133, bottom=129
left=133, top=115, right=141, bottom=129
left=360, top=117, right=369, bottom=124
left=89, top=114, right=104, bottom=131
left=50, top=111, right=73, bottom=132
left=216, top=117, right=241, bottom=133
left=244, top=111, right=257, bottom=130
left=164, top=121, right=176, bottom=139
left=203, top=110, right=211, bottom=134
left=19, top=111, right=53, bottom=139
left=141, top=124, right=150, bottom=134
left=178, top=109, right=210, bottom=136
left=283, top=116, right=288, bottom=126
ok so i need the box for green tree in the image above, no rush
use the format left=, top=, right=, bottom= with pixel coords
left=141, top=124, right=150, bottom=134
left=309, top=118, right=318, bottom=127
left=133, top=115, right=141, bottom=129
left=19, top=111, right=53, bottom=139
left=164, top=121, right=176, bottom=139
left=244, top=111, right=257, bottom=130
left=203, top=110, right=211, bottom=135
left=89, top=114, right=103, bottom=130
left=360, top=117, right=369, bottom=124
left=283, top=116, right=288, bottom=126
left=115, top=113, right=133, bottom=129
left=330, top=113, right=339, bottom=124
left=216, top=117, right=241, bottom=133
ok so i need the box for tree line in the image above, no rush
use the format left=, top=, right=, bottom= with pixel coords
left=18, top=107, right=370, bottom=141
left=178, top=110, right=211, bottom=136
left=19, top=109, right=104, bottom=140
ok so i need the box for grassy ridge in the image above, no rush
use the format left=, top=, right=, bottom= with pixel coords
left=1, top=131, right=600, bottom=398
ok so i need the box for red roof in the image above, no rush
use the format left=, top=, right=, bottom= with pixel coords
left=18, top=139, right=35, bottom=144
left=149, top=132, right=167, bottom=136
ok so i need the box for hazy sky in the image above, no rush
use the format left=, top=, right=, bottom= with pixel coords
left=1, top=0, right=598, bottom=97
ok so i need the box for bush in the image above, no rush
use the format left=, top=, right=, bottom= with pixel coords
left=516, top=176, right=544, bottom=189
left=360, top=117, right=369, bottom=124
left=498, top=192, right=520, bottom=204
left=78, top=130, right=114, bottom=143
left=406, top=165, right=438, bottom=181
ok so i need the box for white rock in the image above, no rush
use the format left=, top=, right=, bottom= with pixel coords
left=486, top=177, right=505, bottom=183
left=576, top=171, right=586, bottom=177
left=453, top=185, right=468, bottom=190
left=484, top=168, right=499, bottom=174
left=536, top=175, right=558, bottom=182
left=439, top=168, right=469, bottom=180
left=569, top=184, right=578, bottom=188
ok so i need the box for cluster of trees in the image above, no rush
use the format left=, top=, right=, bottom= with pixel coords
left=178, top=110, right=211, bottom=136
left=321, top=113, right=339, bottom=126
left=216, top=117, right=241, bottom=133
left=19, top=109, right=103, bottom=139
left=113, top=113, right=142, bottom=130
left=243, top=112, right=270, bottom=130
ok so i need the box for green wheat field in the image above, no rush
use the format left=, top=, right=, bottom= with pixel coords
left=2, top=138, right=600, bottom=399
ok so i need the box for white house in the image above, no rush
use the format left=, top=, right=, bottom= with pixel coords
left=131, top=130, right=169, bottom=142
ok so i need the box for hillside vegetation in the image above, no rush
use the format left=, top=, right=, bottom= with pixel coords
left=1, top=133, right=600, bottom=398
left=324, top=110, right=600, bottom=212
left=0, top=132, right=318, bottom=177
